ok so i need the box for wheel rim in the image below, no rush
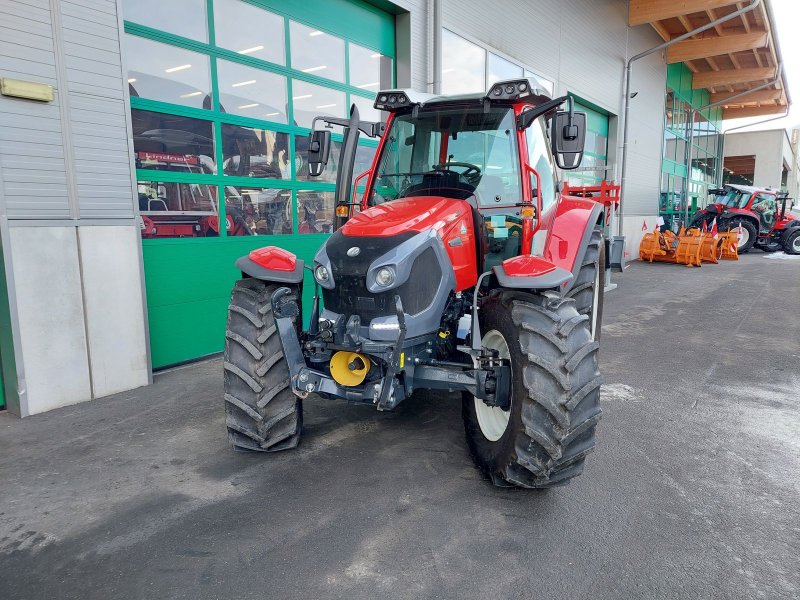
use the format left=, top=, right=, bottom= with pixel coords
left=793, top=236, right=800, bottom=252
left=474, top=329, right=511, bottom=442
left=738, top=226, right=749, bottom=249
left=591, top=263, right=600, bottom=340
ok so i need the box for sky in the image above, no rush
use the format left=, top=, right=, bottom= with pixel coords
left=720, top=0, right=800, bottom=133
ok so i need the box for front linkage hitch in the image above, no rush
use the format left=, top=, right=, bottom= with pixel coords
left=270, top=287, right=511, bottom=411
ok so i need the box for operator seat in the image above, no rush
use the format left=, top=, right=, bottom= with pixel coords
left=401, top=170, right=475, bottom=200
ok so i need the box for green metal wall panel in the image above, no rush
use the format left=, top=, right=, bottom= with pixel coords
left=143, top=235, right=323, bottom=368
left=132, top=0, right=395, bottom=368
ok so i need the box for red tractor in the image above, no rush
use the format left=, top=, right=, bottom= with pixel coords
left=223, top=80, right=606, bottom=489
left=690, top=184, right=800, bottom=254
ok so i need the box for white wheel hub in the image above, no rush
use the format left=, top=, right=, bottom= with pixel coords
left=474, top=329, right=511, bottom=442
left=793, top=235, right=800, bottom=252
left=591, top=262, right=600, bottom=340
left=738, top=226, right=749, bottom=249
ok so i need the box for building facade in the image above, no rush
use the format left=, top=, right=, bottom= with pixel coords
left=0, top=0, right=789, bottom=415
left=722, top=127, right=800, bottom=202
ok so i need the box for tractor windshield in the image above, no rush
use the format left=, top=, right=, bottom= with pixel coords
left=717, top=188, right=749, bottom=208
left=370, top=106, right=521, bottom=207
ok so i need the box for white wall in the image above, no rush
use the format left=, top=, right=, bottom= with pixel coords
left=724, top=129, right=785, bottom=188
left=0, top=0, right=149, bottom=416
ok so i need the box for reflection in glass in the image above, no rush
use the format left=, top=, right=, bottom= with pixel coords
left=126, top=35, right=211, bottom=109
left=217, top=59, right=287, bottom=121
left=290, top=21, right=344, bottom=82
left=223, top=125, right=289, bottom=179
left=292, top=81, right=345, bottom=128
left=224, top=186, right=292, bottom=235
left=122, top=0, right=207, bottom=41
left=137, top=180, right=219, bottom=239
left=295, top=135, right=341, bottom=183
left=348, top=43, right=392, bottom=90
left=214, top=0, right=284, bottom=64
left=132, top=109, right=216, bottom=174
left=488, top=53, right=522, bottom=86
left=297, top=190, right=335, bottom=234
left=350, top=94, right=384, bottom=124
left=442, top=29, right=485, bottom=94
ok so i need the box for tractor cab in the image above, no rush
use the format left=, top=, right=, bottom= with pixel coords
left=307, top=79, right=586, bottom=281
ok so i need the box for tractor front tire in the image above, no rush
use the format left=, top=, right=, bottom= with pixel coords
left=223, top=279, right=302, bottom=452
left=565, top=227, right=605, bottom=341
left=462, top=292, right=602, bottom=488
left=784, top=229, right=800, bottom=255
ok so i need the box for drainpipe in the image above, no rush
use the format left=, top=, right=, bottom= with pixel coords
left=619, top=0, right=762, bottom=237
left=427, top=0, right=442, bottom=94
left=684, top=63, right=783, bottom=223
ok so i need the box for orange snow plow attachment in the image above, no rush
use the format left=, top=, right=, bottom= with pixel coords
left=717, top=229, right=740, bottom=260
left=639, top=227, right=705, bottom=267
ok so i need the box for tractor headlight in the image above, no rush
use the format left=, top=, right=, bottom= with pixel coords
left=314, top=265, right=330, bottom=283
left=375, top=266, right=396, bottom=287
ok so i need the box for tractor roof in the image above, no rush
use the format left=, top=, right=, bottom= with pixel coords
left=725, top=183, right=774, bottom=195
left=374, top=78, right=552, bottom=112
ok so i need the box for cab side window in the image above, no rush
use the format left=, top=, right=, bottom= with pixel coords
left=751, top=193, right=777, bottom=229
left=525, top=119, right=558, bottom=215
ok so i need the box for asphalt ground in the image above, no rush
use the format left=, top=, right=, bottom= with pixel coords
left=1, top=251, right=799, bottom=599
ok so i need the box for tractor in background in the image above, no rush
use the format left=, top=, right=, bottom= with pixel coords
left=223, top=80, right=606, bottom=489
left=690, top=184, right=800, bottom=254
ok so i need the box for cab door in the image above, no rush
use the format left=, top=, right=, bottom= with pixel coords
left=751, top=193, right=778, bottom=232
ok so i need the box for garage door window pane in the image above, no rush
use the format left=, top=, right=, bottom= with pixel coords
left=442, top=29, right=485, bottom=94
left=213, top=0, right=284, bottom=64
left=217, top=59, right=287, bottom=122
left=488, top=53, right=522, bottom=86
left=122, top=0, right=207, bottom=41
left=222, top=124, right=290, bottom=180
left=224, top=186, right=293, bottom=235
left=138, top=181, right=218, bottom=239
left=290, top=21, right=344, bottom=83
left=349, top=43, right=392, bottom=90
left=132, top=109, right=215, bottom=174
left=126, top=35, right=211, bottom=109
left=292, top=81, right=345, bottom=128
left=297, top=190, right=335, bottom=234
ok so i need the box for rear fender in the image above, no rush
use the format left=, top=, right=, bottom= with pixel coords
left=236, top=246, right=304, bottom=283
left=492, top=255, right=573, bottom=291
left=544, top=197, right=603, bottom=293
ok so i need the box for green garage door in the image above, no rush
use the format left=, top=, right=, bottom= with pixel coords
left=566, top=99, right=609, bottom=187
left=122, top=0, right=395, bottom=368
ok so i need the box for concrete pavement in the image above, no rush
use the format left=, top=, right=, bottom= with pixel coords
left=1, top=252, right=799, bottom=599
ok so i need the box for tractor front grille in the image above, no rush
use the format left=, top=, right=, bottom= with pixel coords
left=322, top=231, right=441, bottom=323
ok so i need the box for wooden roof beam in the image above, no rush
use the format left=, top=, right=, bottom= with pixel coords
left=629, top=0, right=739, bottom=27
left=693, top=66, right=775, bottom=88
left=667, top=31, right=768, bottom=63
left=710, top=89, right=783, bottom=104
left=722, top=105, right=786, bottom=119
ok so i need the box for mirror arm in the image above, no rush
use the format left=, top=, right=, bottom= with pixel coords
left=516, top=95, right=570, bottom=130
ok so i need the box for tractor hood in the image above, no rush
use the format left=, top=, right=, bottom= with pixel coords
left=341, top=196, right=470, bottom=237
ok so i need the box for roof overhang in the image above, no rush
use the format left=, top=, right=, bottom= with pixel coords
left=629, top=0, right=790, bottom=120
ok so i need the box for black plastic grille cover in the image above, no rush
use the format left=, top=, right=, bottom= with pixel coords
left=322, top=231, right=442, bottom=322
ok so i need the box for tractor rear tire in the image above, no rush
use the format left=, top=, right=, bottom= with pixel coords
left=565, top=227, right=604, bottom=341
left=462, top=292, right=602, bottom=489
left=784, top=229, right=800, bottom=255
left=223, top=279, right=302, bottom=452
left=729, top=218, right=757, bottom=254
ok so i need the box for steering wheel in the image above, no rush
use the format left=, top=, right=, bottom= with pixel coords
left=434, top=161, right=482, bottom=185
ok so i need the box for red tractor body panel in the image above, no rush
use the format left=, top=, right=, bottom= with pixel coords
left=249, top=246, right=298, bottom=272
left=343, top=196, right=478, bottom=291
left=545, top=196, right=603, bottom=276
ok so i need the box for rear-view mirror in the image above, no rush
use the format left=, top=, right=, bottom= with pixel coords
left=308, top=129, right=332, bottom=177
left=551, top=111, right=586, bottom=170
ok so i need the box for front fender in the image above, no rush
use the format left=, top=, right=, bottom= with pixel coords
left=236, top=246, right=304, bottom=283
left=492, top=255, right=573, bottom=290
left=544, top=197, right=603, bottom=292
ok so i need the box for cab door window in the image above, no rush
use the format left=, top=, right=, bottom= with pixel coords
left=751, top=193, right=777, bottom=230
